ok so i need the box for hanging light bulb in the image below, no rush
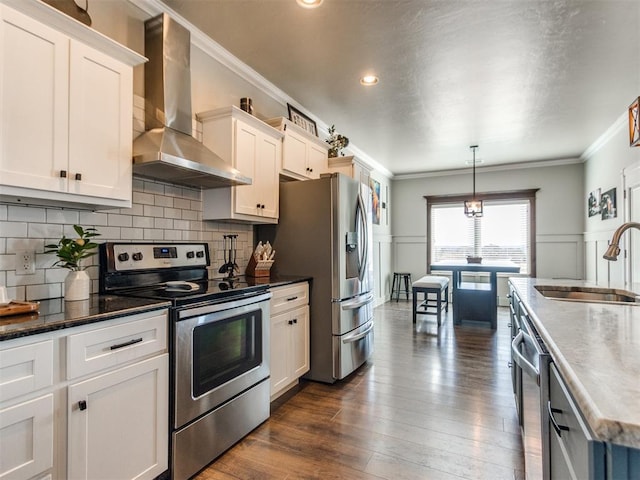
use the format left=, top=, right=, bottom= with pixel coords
left=464, top=145, right=483, bottom=217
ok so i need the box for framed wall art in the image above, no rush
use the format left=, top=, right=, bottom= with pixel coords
left=287, top=103, right=318, bottom=136
left=601, top=188, right=617, bottom=220
left=588, top=188, right=601, bottom=217
left=370, top=178, right=381, bottom=225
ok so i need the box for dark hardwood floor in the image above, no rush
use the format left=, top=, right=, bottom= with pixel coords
left=196, top=301, right=525, bottom=479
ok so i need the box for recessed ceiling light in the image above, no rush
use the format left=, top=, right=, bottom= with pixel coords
left=296, top=0, right=323, bottom=8
left=360, top=75, right=379, bottom=86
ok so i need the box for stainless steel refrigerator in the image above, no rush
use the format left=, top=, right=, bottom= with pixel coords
left=259, top=173, right=374, bottom=383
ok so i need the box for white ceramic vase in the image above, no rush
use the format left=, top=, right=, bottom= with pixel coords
left=65, top=270, right=91, bottom=301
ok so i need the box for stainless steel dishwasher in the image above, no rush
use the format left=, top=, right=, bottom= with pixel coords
left=511, top=295, right=552, bottom=480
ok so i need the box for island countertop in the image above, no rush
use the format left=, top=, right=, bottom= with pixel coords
left=509, top=277, right=640, bottom=449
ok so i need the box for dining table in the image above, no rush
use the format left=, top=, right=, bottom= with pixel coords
left=430, top=260, right=521, bottom=328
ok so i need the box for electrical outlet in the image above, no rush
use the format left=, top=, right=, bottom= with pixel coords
left=16, top=251, right=36, bottom=275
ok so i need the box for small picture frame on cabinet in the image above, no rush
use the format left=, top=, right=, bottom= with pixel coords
left=287, top=103, right=318, bottom=136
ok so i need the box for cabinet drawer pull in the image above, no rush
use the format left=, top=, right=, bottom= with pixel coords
left=547, top=401, right=570, bottom=437
left=288, top=320, right=293, bottom=325
left=286, top=296, right=298, bottom=301
left=74, top=173, right=82, bottom=181
left=60, top=170, right=67, bottom=178
left=78, top=400, right=87, bottom=411
left=292, top=318, right=297, bottom=324
left=109, top=337, right=143, bottom=350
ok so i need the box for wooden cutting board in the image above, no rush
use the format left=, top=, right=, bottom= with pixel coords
left=0, top=301, right=40, bottom=317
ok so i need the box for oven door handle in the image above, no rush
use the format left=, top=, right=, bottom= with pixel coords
left=511, top=330, right=540, bottom=380
left=342, top=322, right=374, bottom=344
left=341, top=293, right=374, bottom=310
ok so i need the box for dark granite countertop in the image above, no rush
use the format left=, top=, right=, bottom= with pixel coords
left=0, top=275, right=310, bottom=342
left=0, top=295, right=171, bottom=341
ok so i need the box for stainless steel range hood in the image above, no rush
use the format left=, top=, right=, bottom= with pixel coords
left=133, top=14, right=251, bottom=188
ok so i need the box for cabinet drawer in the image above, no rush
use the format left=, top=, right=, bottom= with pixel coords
left=270, top=282, right=309, bottom=316
left=549, top=363, right=603, bottom=480
left=67, top=311, right=168, bottom=380
left=0, top=339, right=53, bottom=403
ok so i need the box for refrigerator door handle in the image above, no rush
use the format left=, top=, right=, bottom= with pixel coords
left=341, top=293, right=374, bottom=310
left=356, top=192, right=369, bottom=282
left=342, top=322, right=374, bottom=344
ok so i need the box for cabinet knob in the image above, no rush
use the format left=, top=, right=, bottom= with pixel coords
left=78, top=400, right=87, bottom=411
left=292, top=318, right=298, bottom=324
left=75, top=173, right=82, bottom=181
left=60, top=170, right=67, bottom=178
left=261, top=204, right=265, bottom=209
left=288, top=320, right=293, bottom=325
left=256, top=203, right=261, bottom=208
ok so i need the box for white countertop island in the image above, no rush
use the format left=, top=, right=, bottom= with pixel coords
left=509, top=277, right=640, bottom=449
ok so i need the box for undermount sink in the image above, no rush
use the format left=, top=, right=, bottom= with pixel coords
left=534, top=285, right=640, bottom=304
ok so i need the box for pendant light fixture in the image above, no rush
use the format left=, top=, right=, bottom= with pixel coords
left=464, top=145, right=483, bottom=217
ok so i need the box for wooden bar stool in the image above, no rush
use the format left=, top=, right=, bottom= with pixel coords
left=391, top=272, right=412, bottom=301
left=412, top=275, right=449, bottom=327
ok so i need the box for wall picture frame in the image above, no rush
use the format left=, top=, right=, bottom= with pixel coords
left=287, top=103, right=318, bottom=136
left=588, top=188, right=601, bottom=217
left=370, top=178, right=381, bottom=225
left=601, top=187, right=617, bottom=220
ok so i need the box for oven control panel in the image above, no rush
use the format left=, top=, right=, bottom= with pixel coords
left=111, top=243, right=209, bottom=271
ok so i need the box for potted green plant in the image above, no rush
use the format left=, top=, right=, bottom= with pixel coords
left=45, top=225, right=100, bottom=301
left=326, top=125, right=349, bottom=158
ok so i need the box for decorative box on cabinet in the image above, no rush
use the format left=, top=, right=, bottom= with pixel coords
left=266, top=117, right=328, bottom=180
left=269, top=282, right=310, bottom=400
left=0, top=1, right=146, bottom=210
left=199, top=106, right=283, bottom=223
left=327, top=155, right=371, bottom=186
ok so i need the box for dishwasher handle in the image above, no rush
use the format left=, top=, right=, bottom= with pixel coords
left=511, top=330, right=540, bottom=381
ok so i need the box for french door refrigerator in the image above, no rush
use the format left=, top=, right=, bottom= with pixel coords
left=261, top=173, right=374, bottom=383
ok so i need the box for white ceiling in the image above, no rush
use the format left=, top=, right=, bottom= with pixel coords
left=162, top=0, right=640, bottom=176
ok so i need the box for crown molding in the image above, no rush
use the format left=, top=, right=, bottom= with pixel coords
left=581, top=111, right=627, bottom=161
left=393, top=157, right=582, bottom=181
left=128, top=0, right=393, bottom=179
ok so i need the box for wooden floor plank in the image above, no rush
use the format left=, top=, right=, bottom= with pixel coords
left=195, top=301, right=525, bottom=480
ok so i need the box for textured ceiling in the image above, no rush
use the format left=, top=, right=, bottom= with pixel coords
left=162, top=0, right=640, bottom=175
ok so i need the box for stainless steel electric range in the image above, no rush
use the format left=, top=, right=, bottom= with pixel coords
left=99, top=242, right=271, bottom=480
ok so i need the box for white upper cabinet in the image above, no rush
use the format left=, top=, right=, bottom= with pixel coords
left=0, top=2, right=145, bottom=210
left=266, top=117, right=328, bottom=180
left=199, top=106, right=283, bottom=223
left=327, top=155, right=372, bottom=186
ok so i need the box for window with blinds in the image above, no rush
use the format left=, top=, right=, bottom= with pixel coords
left=430, top=199, right=531, bottom=274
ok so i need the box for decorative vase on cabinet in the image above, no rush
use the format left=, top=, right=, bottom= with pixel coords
left=64, top=270, right=90, bottom=301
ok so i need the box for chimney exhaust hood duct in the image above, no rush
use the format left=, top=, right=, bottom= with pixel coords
left=132, top=14, right=251, bottom=188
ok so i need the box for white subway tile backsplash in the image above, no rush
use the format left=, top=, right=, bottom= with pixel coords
left=154, top=195, right=173, bottom=208
left=28, top=223, right=64, bottom=239
left=133, top=191, right=155, bottom=205
left=143, top=228, right=164, bottom=240
left=143, top=181, right=165, bottom=195
left=164, top=229, right=182, bottom=240
left=8, top=205, right=46, bottom=222
left=1, top=221, right=28, bottom=237
left=164, top=208, right=182, bottom=219
left=120, top=228, right=144, bottom=240
left=154, top=218, right=173, bottom=229
left=46, top=209, right=79, bottom=225
left=27, top=283, right=62, bottom=301
left=1, top=174, right=253, bottom=300
left=133, top=216, right=154, bottom=228
left=107, top=213, right=133, bottom=227
left=79, top=211, right=109, bottom=226
left=143, top=205, right=164, bottom=218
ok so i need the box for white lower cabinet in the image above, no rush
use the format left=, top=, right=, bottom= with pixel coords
left=0, top=394, right=54, bottom=480
left=269, top=283, right=310, bottom=400
left=67, top=354, right=168, bottom=480
left=0, top=308, right=169, bottom=480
